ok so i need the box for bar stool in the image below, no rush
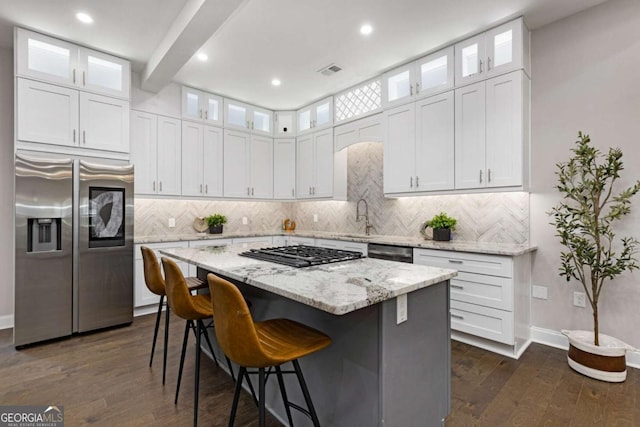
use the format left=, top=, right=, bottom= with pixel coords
left=207, top=273, right=332, bottom=427
left=140, top=246, right=207, bottom=385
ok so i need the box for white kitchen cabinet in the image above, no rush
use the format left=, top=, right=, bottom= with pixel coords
left=296, top=128, right=333, bottom=199
left=274, top=111, right=296, bottom=137
left=273, top=138, right=296, bottom=199
left=455, top=17, right=529, bottom=87
left=383, top=91, right=454, bottom=194
left=455, top=70, right=526, bottom=190
left=414, top=248, right=531, bottom=358
left=130, top=111, right=181, bottom=195
left=224, top=99, right=273, bottom=136
left=17, top=78, right=129, bottom=153
left=181, top=86, right=223, bottom=126
left=16, top=28, right=130, bottom=99
left=334, top=113, right=382, bottom=151
left=297, top=97, right=333, bottom=135
left=181, top=122, right=223, bottom=197
left=134, top=242, right=189, bottom=308
left=223, top=130, right=273, bottom=198
left=187, top=239, right=232, bottom=276
left=382, top=46, right=454, bottom=109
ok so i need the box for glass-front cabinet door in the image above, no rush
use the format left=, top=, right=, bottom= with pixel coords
left=16, top=28, right=78, bottom=87
left=202, top=93, right=222, bottom=126
left=455, top=33, right=486, bottom=86
left=181, top=87, right=222, bottom=126
left=416, top=46, right=454, bottom=99
left=314, top=98, right=333, bottom=130
left=297, top=107, right=312, bottom=134
left=224, top=100, right=250, bottom=131
left=485, top=18, right=525, bottom=79
left=79, top=48, right=130, bottom=99
left=382, top=63, right=413, bottom=108
left=251, top=107, right=273, bottom=136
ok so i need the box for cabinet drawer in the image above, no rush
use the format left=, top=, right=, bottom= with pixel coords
left=450, top=272, right=513, bottom=311
left=414, top=249, right=512, bottom=277
left=450, top=300, right=514, bottom=345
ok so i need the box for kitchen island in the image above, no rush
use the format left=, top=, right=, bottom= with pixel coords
left=160, top=244, right=457, bottom=427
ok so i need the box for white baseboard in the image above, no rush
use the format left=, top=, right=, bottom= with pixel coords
left=0, top=314, right=13, bottom=330
left=134, top=305, right=161, bottom=317
left=531, top=326, right=640, bottom=370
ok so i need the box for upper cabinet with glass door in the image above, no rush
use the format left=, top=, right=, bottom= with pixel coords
left=297, top=97, right=333, bottom=135
left=382, top=46, right=454, bottom=109
left=16, top=28, right=130, bottom=99
left=224, top=99, right=273, bottom=136
left=181, top=86, right=222, bottom=126
left=455, top=17, right=529, bottom=87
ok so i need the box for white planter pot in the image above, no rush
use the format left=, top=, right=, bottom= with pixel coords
left=562, top=330, right=636, bottom=382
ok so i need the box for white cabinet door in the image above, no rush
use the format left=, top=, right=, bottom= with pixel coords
left=455, top=33, right=486, bottom=87
left=17, top=78, right=79, bottom=146
left=249, top=135, right=273, bottom=198
left=485, top=71, right=523, bottom=188
left=485, top=19, right=525, bottom=79
left=181, top=86, right=222, bottom=126
left=79, top=48, right=130, bottom=99
left=224, top=100, right=251, bottom=132
left=156, top=116, right=182, bottom=195
left=313, top=129, right=334, bottom=198
left=382, top=63, right=414, bottom=108
left=251, top=106, right=273, bottom=136
left=416, top=46, right=454, bottom=99
left=273, top=138, right=296, bottom=199
left=296, top=134, right=314, bottom=199
left=202, top=125, right=223, bottom=197
left=181, top=121, right=204, bottom=196
left=79, top=92, right=129, bottom=152
left=274, top=111, right=296, bottom=137
left=297, top=106, right=313, bottom=135
left=455, top=81, right=486, bottom=189
left=223, top=129, right=251, bottom=197
left=16, top=29, right=78, bottom=87
left=383, top=103, right=415, bottom=193
left=415, top=92, right=454, bottom=191
left=202, top=93, right=223, bottom=126
left=314, top=97, right=333, bottom=130
left=130, top=111, right=157, bottom=195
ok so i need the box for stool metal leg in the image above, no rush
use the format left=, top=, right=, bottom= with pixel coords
left=175, top=320, right=192, bottom=404
left=229, top=366, right=246, bottom=427
left=293, top=359, right=321, bottom=427
left=275, top=366, right=294, bottom=427
left=194, top=320, right=201, bottom=427
left=150, top=295, right=164, bottom=367
left=162, top=303, right=170, bottom=385
left=259, top=367, right=266, bottom=427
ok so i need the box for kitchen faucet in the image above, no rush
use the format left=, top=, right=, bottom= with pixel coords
left=356, top=198, right=374, bottom=236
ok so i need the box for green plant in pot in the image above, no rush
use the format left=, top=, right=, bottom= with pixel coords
left=549, top=131, right=639, bottom=382
left=421, top=212, right=457, bottom=241
left=205, top=214, right=227, bottom=234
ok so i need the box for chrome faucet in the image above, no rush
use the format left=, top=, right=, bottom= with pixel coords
left=356, top=198, right=374, bottom=235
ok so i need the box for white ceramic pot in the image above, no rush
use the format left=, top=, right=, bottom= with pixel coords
left=562, top=330, right=636, bottom=382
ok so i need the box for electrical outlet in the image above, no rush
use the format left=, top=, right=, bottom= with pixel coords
left=532, top=285, right=548, bottom=300
left=168, top=217, right=175, bottom=228
left=313, top=214, right=318, bottom=222
left=397, top=294, right=408, bottom=324
left=242, top=217, right=248, bottom=225
left=573, top=291, right=586, bottom=308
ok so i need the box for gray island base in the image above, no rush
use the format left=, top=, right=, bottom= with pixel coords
left=160, top=245, right=456, bottom=427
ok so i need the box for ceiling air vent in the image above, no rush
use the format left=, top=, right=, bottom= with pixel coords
left=318, top=63, right=342, bottom=76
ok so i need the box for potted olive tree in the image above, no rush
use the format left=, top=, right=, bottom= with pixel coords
left=205, top=214, right=227, bottom=234
left=420, top=212, right=457, bottom=241
left=549, top=131, right=639, bottom=382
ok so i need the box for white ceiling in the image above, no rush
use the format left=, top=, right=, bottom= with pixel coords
left=0, top=0, right=608, bottom=110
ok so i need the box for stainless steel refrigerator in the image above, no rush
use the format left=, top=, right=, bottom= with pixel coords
left=14, top=153, right=134, bottom=346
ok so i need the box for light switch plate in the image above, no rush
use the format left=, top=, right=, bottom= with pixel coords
left=532, top=285, right=548, bottom=300
left=397, top=294, right=407, bottom=324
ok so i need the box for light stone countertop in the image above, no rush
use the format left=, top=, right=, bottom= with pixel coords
left=159, top=244, right=457, bottom=315
left=137, top=230, right=536, bottom=256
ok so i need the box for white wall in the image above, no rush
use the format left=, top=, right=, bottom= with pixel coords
left=0, top=46, right=14, bottom=327
left=530, top=0, right=640, bottom=347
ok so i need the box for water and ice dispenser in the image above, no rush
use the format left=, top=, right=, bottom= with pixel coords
left=27, top=218, right=62, bottom=252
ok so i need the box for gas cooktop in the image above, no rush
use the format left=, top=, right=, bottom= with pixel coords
left=239, top=245, right=364, bottom=268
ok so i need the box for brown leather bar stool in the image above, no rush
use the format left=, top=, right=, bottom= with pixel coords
left=141, top=246, right=207, bottom=385
left=162, top=257, right=238, bottom=427
left=207, top=273, right=332, bottom=427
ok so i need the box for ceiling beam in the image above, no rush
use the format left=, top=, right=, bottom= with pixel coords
left=141, top=0, right=247, bottom=92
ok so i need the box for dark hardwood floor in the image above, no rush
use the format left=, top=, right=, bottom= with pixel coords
left=0, top=314, right=637, bottom=426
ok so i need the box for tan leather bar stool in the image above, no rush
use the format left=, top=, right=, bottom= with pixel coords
left=140, top=246, right=207, bottom=385
left=207, top=273, right=332, bottom=427
left=162, top=257, right=238, bottom=427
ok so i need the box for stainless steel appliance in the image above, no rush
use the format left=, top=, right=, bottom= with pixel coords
left=240, top=245, right=363, bottom=268
left=15, top=154, right=134, bottom=346
left=367, top=243, right=414, bottom=263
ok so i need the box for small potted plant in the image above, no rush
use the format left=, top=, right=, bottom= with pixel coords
left=205, top=214, right=227, bottom=234
left=421, top=212, right=457, bottom=241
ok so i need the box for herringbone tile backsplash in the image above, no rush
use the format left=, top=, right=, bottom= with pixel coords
left=136, top=142, right=529, bottom=244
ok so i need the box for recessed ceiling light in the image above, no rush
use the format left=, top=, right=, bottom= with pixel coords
left=76, top=12, right=94, bottom=24
left=271, top=78, right=281, bottom=87
left=196, top=53, right=208, bottom=61
left=360, top=24, right=373, bottom=36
